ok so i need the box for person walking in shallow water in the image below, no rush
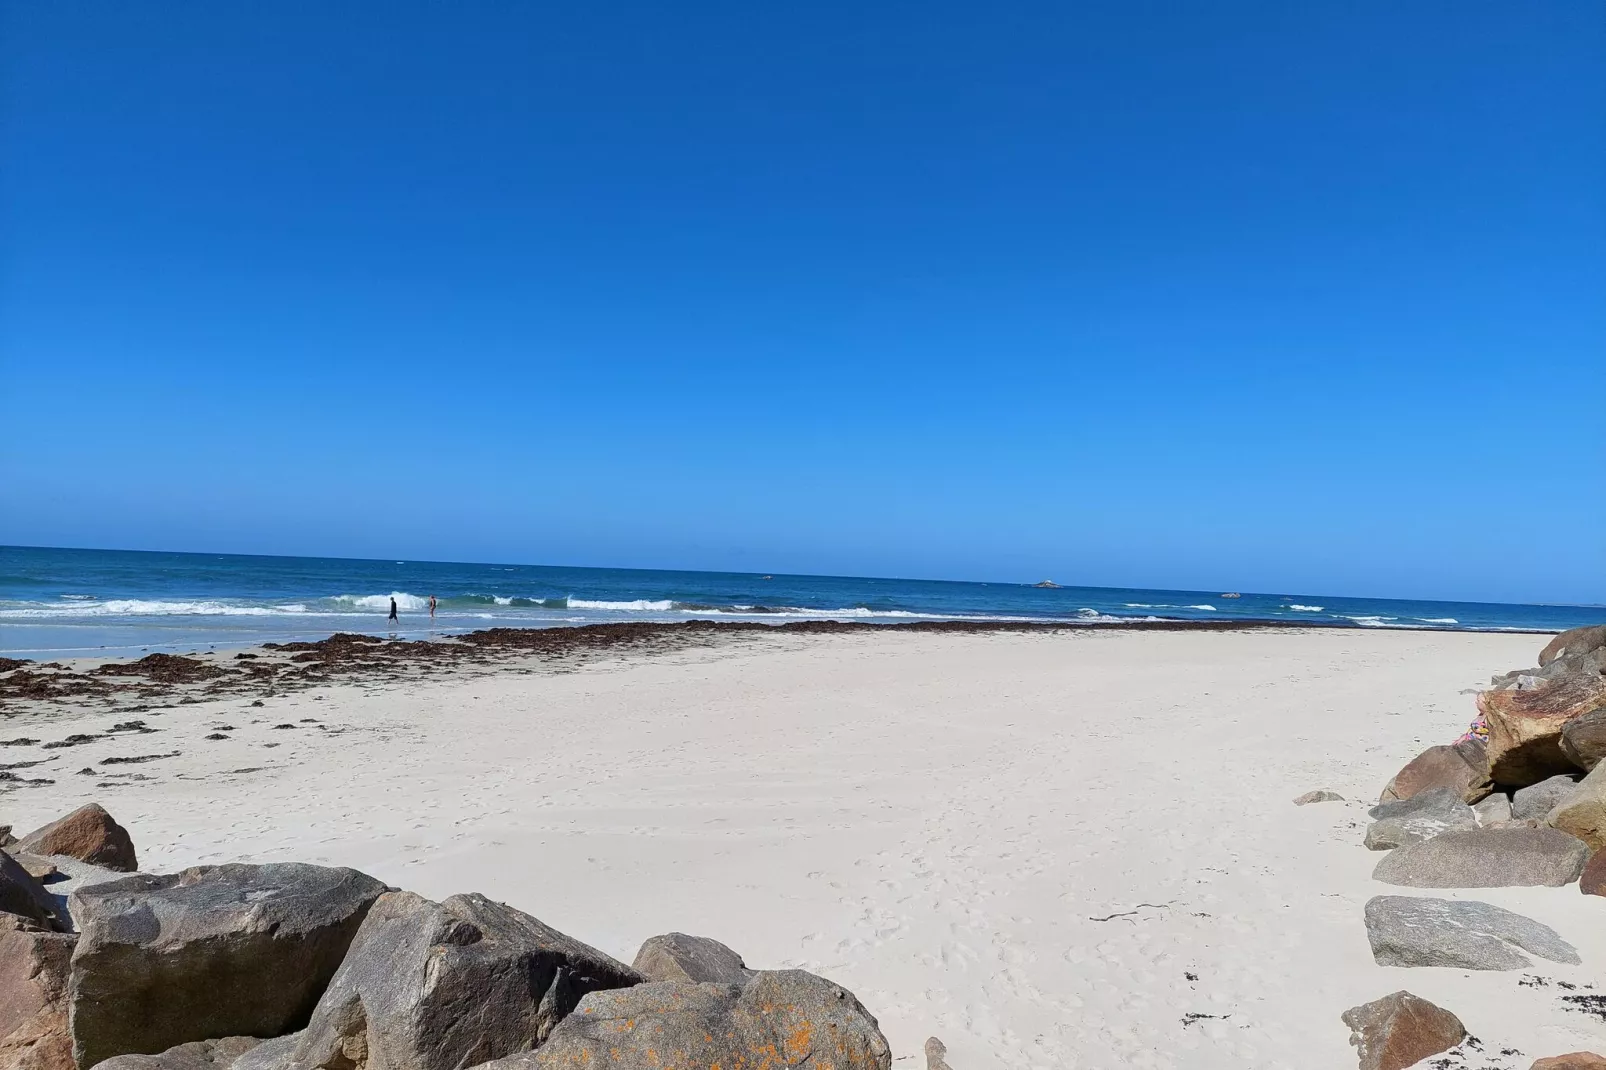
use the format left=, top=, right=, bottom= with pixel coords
left=429, top=594, right=437, bottom=620
left=388, top=597, right=399, bottom=627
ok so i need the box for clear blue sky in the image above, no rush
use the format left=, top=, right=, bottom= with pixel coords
left=2, top=2, right=1602, bottom=603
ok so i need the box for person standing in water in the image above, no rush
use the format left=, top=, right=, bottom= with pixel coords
left=388, top=597, right=399, bottom=626
left=429, top=594, right=437, bottom=620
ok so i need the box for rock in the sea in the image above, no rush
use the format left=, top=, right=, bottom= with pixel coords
left=1548, top=763, right=1606, bottom=851
left=1342, top=990, right=1465, bottom=1070
left=1474, top=793, right=1514, bottom=826
left=18, top=805, right=137, bottom=873
left=0, top=851, right=61, bottom=932
left=68, top=863, right=386, bottom=1068
left=1531, top=1055, right=1606, bottom=1070
left=477, top=971, right=891, bottom=1070
left=1379, top=740, right=1491, bottom=805
left=925, top=1036, right=955, bottom=1070
left=1294, top=790, right=1344, bottom=805
left=0, top=914, right=77, bottom=1070
left=1363, top=895, right=1580, bottom=970
left=1372, top=827, right=1590, bottom=888
left=94, top=1037, right=264, bottom=1070
left=292, top=890, right=642, bottom=1070
left=1581, top=849, right=1606, bottom=896
left=1539, top=624, right=1606, bottom=667
left=1562, top=709, right=1606, bottom=773
left=1481, top=675, right=1606, bottom=786
left=633, top=932, right=755, bottom=984
left=1364, top=787, right=1476, bottom=850
left=1513, top=774, right=1583, bottom=820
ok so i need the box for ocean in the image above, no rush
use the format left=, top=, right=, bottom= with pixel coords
left=0, top=545, right=1598, bottom=658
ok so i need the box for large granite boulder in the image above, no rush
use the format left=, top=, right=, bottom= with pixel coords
left=633, top=933, right=756, bottom=984
left=1548, top=763, right=1606, bottom=851
left=1562, top=710, right=1606, bottom=772
left=1474, top=793, right=1513, bottom=826
left=1513, top=774, right=1582, bottom=820
left=477, top=971, right=891, bottom=1070
left=18, top=854, right=134, bottom=934
left=1531, top=1055, right=1606, bottom=1070
left=1363, top=896, right=1580, bottom=970
left=1341, top=991, right=1465, bottom=1070
left=1364, top=787, right=1475, bottom=850
left=1372, top=827, right=1590, bottom=888
left=1481, top=675, right=1606, bottom=786
left=0, top=914, right=77, bottom=1070
left=1581, top=849, right=1606, bottom=897
left=1379, top=740, right=1492, bottom=805
left=95, top=1037, right=264, bottom=1070
left=69, top=863, right=386, bottom=1068
left=1539, top=624, right=1606, bottom=667
left=18, top=805, right=137, bottom=873
left=1, top=852, right=61, bottom=932
left=228, top=1034, right=298, bottom=1070
left=290, top=890, right=642, bottom=1070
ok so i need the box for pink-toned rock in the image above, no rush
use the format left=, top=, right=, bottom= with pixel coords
left=17, top=804, right=136, bottom=873
left=0, top=915, right=77, bottom=1070
left=1539, top=624, right=1606, bottom=667
left=1579, top=850, right=1606, bottom=897
left=1380, top=740, right=1492, bottom=805
left=1342, top=990, right=1465, bottom=1070
left=1531, top=1054, right=1606, bottom=1070
left=1481, top=675, right=1606, bottom=787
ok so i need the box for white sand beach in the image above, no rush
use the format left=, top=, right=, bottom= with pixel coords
left=6, top=627, right=1602, bottom=1068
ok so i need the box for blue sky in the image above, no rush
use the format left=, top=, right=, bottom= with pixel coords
left=2, top=2, right=1602, bottom=603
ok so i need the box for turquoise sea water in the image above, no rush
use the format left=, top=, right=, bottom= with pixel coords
left=1, top=545, right=1599, bottom=657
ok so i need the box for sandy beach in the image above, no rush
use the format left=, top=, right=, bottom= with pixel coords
left=4, top=626, right=1602, bottom=1068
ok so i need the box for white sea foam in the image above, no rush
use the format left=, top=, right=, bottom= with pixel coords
left=1286, top=604, right=1325, bottom=612
left=1187, top=605, right=1216, bottom=611
left=493, top=596, right=514, bottom=606
left=567, top=598, right=676, bottom=611
left=333, top=593, right=432, bottom=612
left=1416, top=617, right=1458, bottom=624
left=0, top=599, right=314, bottom=618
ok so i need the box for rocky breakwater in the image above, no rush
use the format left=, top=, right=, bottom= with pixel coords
left=1346, top=624, right=1606, bottom=1070
left=0, top=807, right=893, bottom=1070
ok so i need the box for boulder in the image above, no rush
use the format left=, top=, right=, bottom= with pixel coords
left=1548, top=763, right=1606, bottom=851
left=1364, top=787, right=1475, bottom=850
left=1474, top=793, right=1513, bottom=826
left=17, top=853, right=134, bottom=934
left=1294, top=790, right=1344, bottom=805
left=1561, top=709, right=1606, bottom=772
left=68, top=863, right=386, bottom=1068
left=228, top=1034, right=298, bottom=1070
left=925, top=1037, right=955, bottom=1070
left=290, top=890, right=642, bottom=1070
left=1481, top=675, right=1606, bottom=786
left=0, top=914, right=77, bottom=1070
left=632, top=933, right=756, bottom=984
left=18, top=805, right=137, bottom=873
left=1363, top=895, right=1580, bottom=970
left=0, top=827, right=14, bottom=849
left=476, top=971, right=891, bottom=1070
left=1379, top=740, right=1491, bottom=805
left=1539, top=624, right=1606, bottom=667
left=1513, top=774, right=1583, bottom=820
left=1581, top=849, right=1606, bottom=896
left=0, top=852, right=60, bottom=932
left=1372, top=827, right=1590, bottom=888
left=95, top=1037, right=264, bottom=1070
left=1341, top=991, right=1465, bottom=1070
left=1532, top=1055, right=1606, bottom=1070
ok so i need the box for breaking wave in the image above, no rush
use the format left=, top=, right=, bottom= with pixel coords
left=1286, top=604, right=1324, bottom=612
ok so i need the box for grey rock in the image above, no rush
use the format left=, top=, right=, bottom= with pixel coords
left=1364, top=895, right=1580, bottom=970
left=1364, top=787, right=1475, bottom=850
left=1293, top=790, right=1344, bottom=805
left=14, top=853, right=132, bottom=934
left=68, top=863, right=386, bottom=1069
left=1513, top=774, right=1582, bottom=820
left=1539, top=623, right=1606, bottom=667
left=1561, top=708, right=1606, bottom=772
left=476, top=971, right=891, bottom=1070
left=291, top=890, right=642, bottom=1070
left=925, top=1036, right=955, bottom=1070
left=1372, top=827, right=1591, bottom=888
left=228, top=1033, right=299, bottom=1070
left=633, top=932, right=755, bottom=984
left=1342, top=990, right=1465, bottom=1070
left=95, top=1037, right=264, bottom=1070
left=1473, top=793, right=1513, bottom=826
left=1548, top=760, right=1606, bottom=851
left=0, top=850, right=60, bottom=931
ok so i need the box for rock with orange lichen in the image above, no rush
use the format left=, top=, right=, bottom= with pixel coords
left=478, top=971, right=891, bottom=1070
